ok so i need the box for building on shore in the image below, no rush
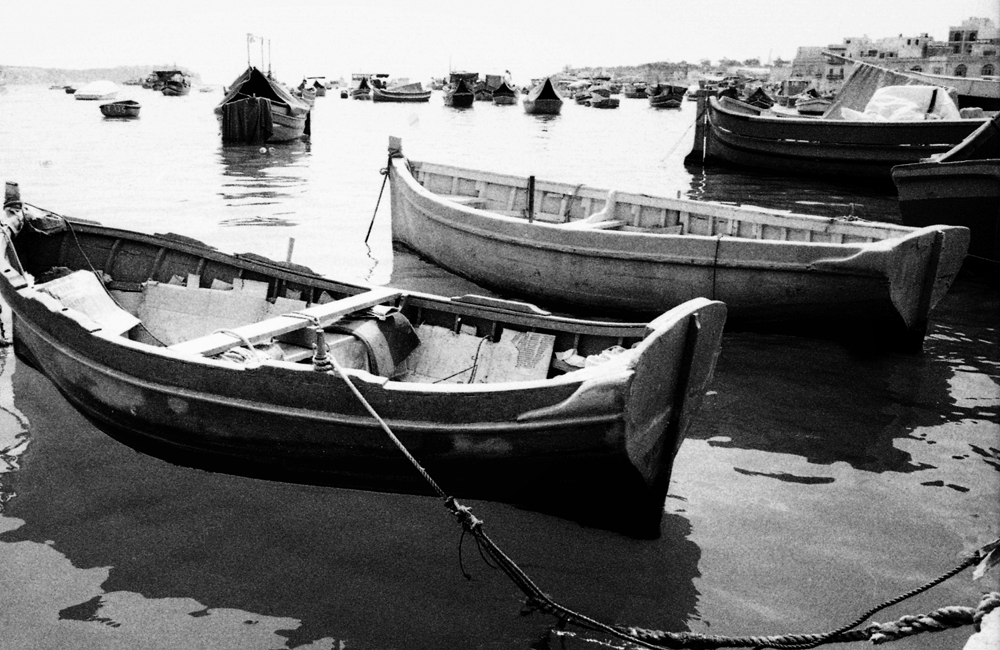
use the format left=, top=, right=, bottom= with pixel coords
left=790, top=17, right=999, bottom=95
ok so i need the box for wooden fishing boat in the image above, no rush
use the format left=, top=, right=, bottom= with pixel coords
left=387, top=137, right=969, bottom=350
left=215, top=67, right=311, bottom=144
left=350, top=75, right=372, bottom=100
left=523, top=77, right=562, bottom=115
left=686, top=93, right=988, bottom=182
left=794, top=93, right=832, bottom=116
left=443, top=72, right=476, bottom=108
left=588, top=94, right=620, bottom=109
left=743, top=86, right=775, bottom=110
left=623, top=82, right=647, bottom=99
left=304, top=77, right=328, bottom=97
left=0, top=186, right=727, bottom=537
left=99, top=99, right=141, bottom=118
left=892, top=113, right=1000, bottom=280
left=372, top=82, right=432, bottom=103
left=648, top=83, right=686, bottom=109
left=491, top=80, right=519, bottom=105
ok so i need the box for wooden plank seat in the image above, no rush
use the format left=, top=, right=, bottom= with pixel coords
left=169, top=287, right=403, bottom=357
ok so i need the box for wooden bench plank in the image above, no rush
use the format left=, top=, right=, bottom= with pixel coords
left=169, top=287, right=402, bottom=357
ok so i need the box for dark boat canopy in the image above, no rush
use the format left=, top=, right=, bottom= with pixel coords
left=492, top=80, right=517, bottom=97
left=526, top=77, right=561, bottom=101
left=217, top=67, right=310, bottom=117
left=449, top=71, right=479, bottom=83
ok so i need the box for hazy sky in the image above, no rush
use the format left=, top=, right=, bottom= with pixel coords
left=2, top=0, right=997, bottom=84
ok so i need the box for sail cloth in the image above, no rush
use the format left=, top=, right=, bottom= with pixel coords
left=221, top=96, right=274, bottom=144
left=216, top=67, right=310, bottom=118
left=823, top=59, right=960, bottom=120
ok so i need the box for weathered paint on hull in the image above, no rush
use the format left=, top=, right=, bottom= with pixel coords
left=0, top=213, right=727, bottom=537
left=388, top=148, right=969, bottom=349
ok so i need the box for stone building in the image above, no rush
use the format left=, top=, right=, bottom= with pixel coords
left=790, top=17, right=999, bottom=95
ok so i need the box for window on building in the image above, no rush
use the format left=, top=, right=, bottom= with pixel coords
left=910, top=66, right=923, bottom=72
left=951, top=32, right=962, bottom=41
left=954, top=64, right=968, bottom=77
left=970, top=32, right=977, bottom=40
left=983, top=64, right=995, bottom=76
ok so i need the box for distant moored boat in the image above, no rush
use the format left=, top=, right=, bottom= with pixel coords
left=99, top=99, right=141, bottom=118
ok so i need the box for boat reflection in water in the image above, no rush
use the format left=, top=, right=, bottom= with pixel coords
left=685, top=163, right=899, bottom=222
left=216, top=141, right=311, bottom=226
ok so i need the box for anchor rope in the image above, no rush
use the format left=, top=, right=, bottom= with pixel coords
left=323, top=346, right=1000, bottom=649
left=365, top=150, right=405, bottom=244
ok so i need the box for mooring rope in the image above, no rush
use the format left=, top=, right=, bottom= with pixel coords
left=364, top=149, right=406, bottom=244
left=322, top=348, right=1000, bottom=649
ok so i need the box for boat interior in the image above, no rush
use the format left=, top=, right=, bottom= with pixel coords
left=409, top=161, right=910, bottom=244
left=8, top=213, right=646, bottom=386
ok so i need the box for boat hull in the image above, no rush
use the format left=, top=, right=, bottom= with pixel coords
left=388, top=144, right=968, bottom=349
left=100, top=101, right=141, bottom=118
left=523, top=99, right=562, bottom=115
left=687, top=95, right=988, bottom=181
left=443, top=91, right=474, bottom=107
left=893, top=159, right=1000, bottom=279
left=372, top=88, right=432, bottom=103
left=0, top=213, right=726, bottom=537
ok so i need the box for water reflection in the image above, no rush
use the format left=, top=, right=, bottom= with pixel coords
left=0, top=354, right=703, bottom=649
left=0, top=350, right=30, bottom=511
left=685, top=164, right=900, bottom=222
left=215, top=141, right=311, bottom=208
left=688, top=278, right=1000, bottom=476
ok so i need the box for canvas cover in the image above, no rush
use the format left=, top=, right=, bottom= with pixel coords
left=75, top=80, right=120, bottom=97
left=823, top=60, right=960, bottom=120
left=217, top=67, right=310, bottom=117
left=841, top=85, right=961, bottom=122
left=526, top=78, right=560, bottom=101
left=492, top=80, right=517, bottom=97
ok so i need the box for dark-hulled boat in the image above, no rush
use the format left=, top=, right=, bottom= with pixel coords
left=387, top=137, right=968, bottom=351
left=491, top=80, right=519, bottom=105
left=215, top=67, right=311, bottom=144
left=443, top=72, right=476, bottom=108
left=523, top=77, right=563, bottom=115
left=648, top=83, right=686, bottom=109
left=99, top=99, right=141, bottom=118
left=0, top=185, right=727, bottom=537
left=892, top=112, right=1000, bottom=280
left=685, top=58, right=990, bottom=182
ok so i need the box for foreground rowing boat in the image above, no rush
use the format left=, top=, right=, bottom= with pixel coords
left=0, top=185, right=727, bottom=537
left=387, top=137, right=968, bottom=350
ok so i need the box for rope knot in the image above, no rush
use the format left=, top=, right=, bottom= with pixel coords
left=444, top=496, right=482, bottom=532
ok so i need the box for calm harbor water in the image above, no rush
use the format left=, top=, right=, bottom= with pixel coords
left=0, top=84, right=997, bottom=650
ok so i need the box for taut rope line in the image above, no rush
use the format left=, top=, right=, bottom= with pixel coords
left=321, top=348, right=1000, bottom=649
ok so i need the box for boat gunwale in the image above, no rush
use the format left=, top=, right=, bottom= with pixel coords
left=48, top=219, right=653, bottom=336
left=400, top=158, right=920, bottom=243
